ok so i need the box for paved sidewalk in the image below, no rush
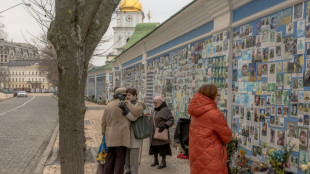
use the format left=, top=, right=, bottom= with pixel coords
left=42, top=101, right=190, bottom=174
left=0, top=93, right=13, bottom=101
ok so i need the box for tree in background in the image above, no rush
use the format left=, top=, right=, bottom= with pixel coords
left=24, top=0, right=120, bottom=173
left=0, top=66, right=9, bottom=89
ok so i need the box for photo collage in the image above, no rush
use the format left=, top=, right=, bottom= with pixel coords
left=144, top=30, right=230, bottom=120
left=231, top=2, right=310, bottom=172
left=121, top=63, right=146, bottom=102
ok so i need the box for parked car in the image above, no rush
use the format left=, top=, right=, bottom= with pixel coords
left=17, top=91, right=28, bottom=97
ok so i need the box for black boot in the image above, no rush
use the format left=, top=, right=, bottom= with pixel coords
left=157, top=155, right=167, bottom=169
left=151, top=153, right=159, bottom=166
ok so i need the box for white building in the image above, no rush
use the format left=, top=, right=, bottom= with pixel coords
left=113, top=0, right=145, bottom=55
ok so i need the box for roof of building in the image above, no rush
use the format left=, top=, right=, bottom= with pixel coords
left=88, top=64, right=112, bottom=74
left=112, top=0, right=196, bottom=60
left=121, top=23, right=158, bottom=51
left=87, top=23, right=157, bottom=74
left=119, top=0, right=142, bottom=12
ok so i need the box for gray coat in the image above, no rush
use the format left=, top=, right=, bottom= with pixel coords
left=150, top=106, right=174, bottom=146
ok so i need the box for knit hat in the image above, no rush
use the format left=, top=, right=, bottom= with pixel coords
left=115, top=87, right=127, bottom=95
left=153, top=96, right=163, bottom=103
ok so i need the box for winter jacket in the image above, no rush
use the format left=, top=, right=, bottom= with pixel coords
left=150, top=103, right=174, bottom=146
left=101, top=99, right=131, bottom=148
left=125, top=100, right=146, bottom=148
left=188, top=93, right=232, bottom=174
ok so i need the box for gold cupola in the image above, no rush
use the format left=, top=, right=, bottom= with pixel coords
left=119, top=0, right=142, bottom=12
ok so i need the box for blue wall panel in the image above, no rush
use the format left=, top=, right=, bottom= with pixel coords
left=147, top=20, right=214, bottom=58
left=233, top=0, right=286, bottom=22
left=122, top=55, right=142, bottom=68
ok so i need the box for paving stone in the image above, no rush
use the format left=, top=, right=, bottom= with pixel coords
left=43, top=101, right=190, bottom=174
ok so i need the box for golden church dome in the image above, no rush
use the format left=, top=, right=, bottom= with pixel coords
left=120, top=0, right=142, bottom=12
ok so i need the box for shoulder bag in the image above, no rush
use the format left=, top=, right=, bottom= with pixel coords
left=153, top=112, right=169, bottom=141
left=131, top=115, right=151, bottom=139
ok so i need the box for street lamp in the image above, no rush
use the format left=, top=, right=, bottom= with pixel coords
left=0, top=3, right=31, bottom=14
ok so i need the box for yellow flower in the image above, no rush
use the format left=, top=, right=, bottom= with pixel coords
left=301, top=164, right=308, bottom=171
left=308, top=162, right=310, bottom=167
left=240, top=150, right=246, bottom=156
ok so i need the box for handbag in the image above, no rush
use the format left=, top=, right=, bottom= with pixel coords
left=131, top=115, right=151, bottom=139
left=153, top=112, right=169, bottom=141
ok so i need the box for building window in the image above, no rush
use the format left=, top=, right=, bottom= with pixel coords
left=36, top=72, right=37, bottom=75
left=29, top=72, right=30, bottom=75
left=8, top=85, right=10, bottom=88
left=32, top=72, right=34, bottom=75
left=22, top=85, right=24, bottom=88
left=12, top=78, right=14, bottom=82
left=19, top=78, right=21, bottom=82
left=22, top=72, right=24, bottom=75
left=28, top=85, right=30, bottom=88
left=32, top=78, right=34, bottom=81
left=43, top=85, right=44, bottom=88
left=22, top=78, right=24, bottom=82
left=43, top=78, right=45, bottom=82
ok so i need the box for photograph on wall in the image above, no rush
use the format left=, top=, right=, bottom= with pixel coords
left=276, top=130, right=285, bottom=147
left=262, top=29, right=269, bottom=42
left=294, top=54, right=304, bottom=75
left=293, top=2, right=304, bottom=22
left=297, top=19, right=306, bottom=37
left=286, top=23, right=294, bottom=35
left=297, top=37, right=305, bottom=54
left=304, top=70, right=310, bottom=87
left=299, top=150, right=308, bottom=165
left=289, top=155, right=298, bottom=173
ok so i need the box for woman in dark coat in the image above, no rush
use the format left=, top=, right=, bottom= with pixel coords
left=149, top=96, right=174, bottom=169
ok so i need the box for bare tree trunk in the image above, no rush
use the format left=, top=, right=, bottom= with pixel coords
left=46, top=0, right=120, bottom=173
left=57, top=48, right=88, bottom=173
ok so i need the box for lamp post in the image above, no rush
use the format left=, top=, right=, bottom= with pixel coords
left=0, top=3, right=31, bottom=14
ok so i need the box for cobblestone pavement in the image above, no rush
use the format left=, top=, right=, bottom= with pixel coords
left=43, top=101, right=190, bottom=174
left=0, top=95, right=58, bottom=174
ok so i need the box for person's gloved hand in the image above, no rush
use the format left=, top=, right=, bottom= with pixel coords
left=119, top=101, right=129, bottom=115
left=158, top=126, right=165, bottom=133
left=158, top=124, right=169, bottom=133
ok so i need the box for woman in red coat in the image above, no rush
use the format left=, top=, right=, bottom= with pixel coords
left=188, top=84, right=232, bottom=174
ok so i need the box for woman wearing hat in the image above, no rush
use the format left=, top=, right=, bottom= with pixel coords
left=149, top=96, right=174, bottom=169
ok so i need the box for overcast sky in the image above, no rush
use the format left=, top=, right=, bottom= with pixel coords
left=1, top=0, right=193, bottom=66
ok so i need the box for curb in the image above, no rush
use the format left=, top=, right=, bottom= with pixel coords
left=33, top=94, right=59, bottom=174
left=33, top=124, right=59, bottom=174
left=0, top=96, right=13, bottom=102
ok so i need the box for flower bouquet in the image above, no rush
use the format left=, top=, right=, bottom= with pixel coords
left=229, top=150, right=250, bottom=174
left=251, top=162, right=269, bottom=174
left=226, top=134, right=239, bottom=174
left=300, top=162, right=310, bottom=173
left=264, top=143, right=295, bottom=174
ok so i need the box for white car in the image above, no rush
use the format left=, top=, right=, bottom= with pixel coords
left=17, top=91, right=28, bottom=97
